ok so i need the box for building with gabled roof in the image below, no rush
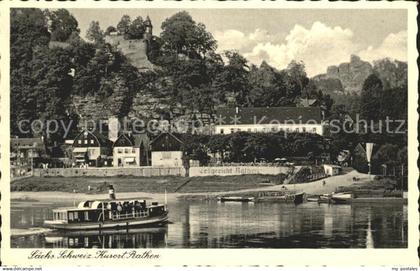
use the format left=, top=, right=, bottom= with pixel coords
left=214, top=107, right=324, bottom=136
left=150, top=133, right=184, bottom=167
left=112, top=133, right=151, bottom=167
left=72, top=130, right=113, bottom=167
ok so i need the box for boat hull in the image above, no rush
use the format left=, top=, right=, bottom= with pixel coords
left=218, top=197, right=255, bottom=202
left=257, top=192, right=305, bottom=204
left=44, top=212, right=169, bottom=231
left=331, top=193, right=353, bottom=204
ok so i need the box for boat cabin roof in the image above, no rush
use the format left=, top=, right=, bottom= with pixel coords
left=52, top=198, right=159, bottom=213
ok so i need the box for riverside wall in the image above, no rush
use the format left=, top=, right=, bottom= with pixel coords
left=189, top=166, right=292, bottom=177
left=33, top=167, right=186, bottom=177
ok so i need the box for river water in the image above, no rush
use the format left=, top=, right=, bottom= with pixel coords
left=11, top=198, right=407, bottom=248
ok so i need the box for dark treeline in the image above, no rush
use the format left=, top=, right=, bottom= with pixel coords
left=180, top=132, right=327, bottom=166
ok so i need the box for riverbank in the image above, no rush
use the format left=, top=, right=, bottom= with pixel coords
left=11, top=170, right=372, bottom=203
left=11, top=174, right=287, bottom=194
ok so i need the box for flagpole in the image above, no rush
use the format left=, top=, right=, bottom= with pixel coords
left=366, top=143, right=373, bottom=180
left=164, top=188, right=167, bottom=209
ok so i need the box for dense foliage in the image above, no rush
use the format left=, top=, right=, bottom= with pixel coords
left=10, top=9, right=408, bottom=173
left=181, top=132, right=328, bottom=166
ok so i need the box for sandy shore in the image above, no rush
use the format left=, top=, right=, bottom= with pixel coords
left=11, top=170, right=371, bottom=202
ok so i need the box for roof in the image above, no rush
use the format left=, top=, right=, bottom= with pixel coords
left=215, top=107, right=323, bottom=125
left=11, top=137, right=45, bottom=150
left=112, top=133, right=151, bottom=149
left=73, top=130, right=112, bottom=147
left=112, top=133, right=134, bottom=148
left=11, top=137, right=43, bottom=145
left=150, top=132, right=183, bottom=151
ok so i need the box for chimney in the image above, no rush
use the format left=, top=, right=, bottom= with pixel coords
left=108, top=116, right=119, bottom=142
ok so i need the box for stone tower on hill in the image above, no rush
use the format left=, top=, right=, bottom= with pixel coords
left=104, top=16, right=155, bottom=72
left=144, top=15, right=153, bottom=41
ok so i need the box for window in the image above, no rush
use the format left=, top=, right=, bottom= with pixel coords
left=78, top=140, right=82, bottom=144
left=118, top=148, right=122, bottom=154
left=68, top=212, right=74, bottom=221
left=237, top=128, right=241, bottom=132
left=132, top=149, right=135, bottom=153
left=302, top=127, right=306, bottom=133
left=90, top=139, right=94, bottom=144
left=230, top=128, right=235, bottom=133
left=74, top=212, right=78, bottom=219
left=84, top=211, right=89, bottom=221
left=312, top=128, right=317, bottom=133
left=295, top=128, right=299, bottom=132
left=220, top=129, right=224, bottom=134
left=272, top=127, right=277, bottom=132
left=84, top=139, right=88, bottom=144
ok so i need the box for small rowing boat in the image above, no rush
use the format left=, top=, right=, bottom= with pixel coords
left=257, top=192, right=305, bottom=204
left=331, top=192, right=353, bottom=204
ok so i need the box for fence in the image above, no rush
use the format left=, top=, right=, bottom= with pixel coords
left=33, top=166, right=186, bottom=177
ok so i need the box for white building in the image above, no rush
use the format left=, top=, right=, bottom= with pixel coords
left=214, top=107, right=324, bottom=136
left=150, top=133, right=183, bottom=167
left=112, top=133, right=150, bottom=167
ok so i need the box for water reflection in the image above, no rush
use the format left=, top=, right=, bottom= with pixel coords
left=11, top=200, right=407, bottom=248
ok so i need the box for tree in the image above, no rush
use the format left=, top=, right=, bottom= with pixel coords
left=46, top=9, right=80, bottom=42
left=31, top=47, right=73, bottom=120
left=212, top=51, right=250, bottom=107
left=284, top=60, right=308, bottom=103
left=86, top=21, right=104, bottom=44
left=127, top=16, right=145, bottom=39
left=360, top=74, right=383, bottom=122
left=248, top=61, right=289, bottom=107
left=160, top=11, right=216, bottom=59
left=117, top=15, right=131, bottom=36
left=11, top=8, right=50, bottom=136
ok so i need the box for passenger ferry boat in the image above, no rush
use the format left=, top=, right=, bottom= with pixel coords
left=44, top=186, right=168, bottom=230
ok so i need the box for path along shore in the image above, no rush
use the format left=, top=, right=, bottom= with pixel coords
left=11, top=170, right=371, bottom=203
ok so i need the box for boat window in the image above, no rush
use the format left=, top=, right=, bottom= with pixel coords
left=84, top=211, right=89, bottom=221
left=68, top=212, right=74, bottom=221
left=74, top=212, right=78, bottom=219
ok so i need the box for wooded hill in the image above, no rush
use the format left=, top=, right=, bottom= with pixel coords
left=11, top=9, right=407, bottom=146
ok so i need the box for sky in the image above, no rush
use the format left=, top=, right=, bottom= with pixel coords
left=69, top=8, right=407, bottom=76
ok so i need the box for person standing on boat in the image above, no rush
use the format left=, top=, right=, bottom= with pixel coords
left=108, top=185, right=116, bottom=200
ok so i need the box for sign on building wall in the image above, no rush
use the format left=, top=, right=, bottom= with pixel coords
left=189, top=166, right=291, bottom=177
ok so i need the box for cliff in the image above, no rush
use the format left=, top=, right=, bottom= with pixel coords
left=313, top=55, right=407, bottom=95
left=313, top=55, right=372, bottom=94
left=105, top=35, right=155, bottom=72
